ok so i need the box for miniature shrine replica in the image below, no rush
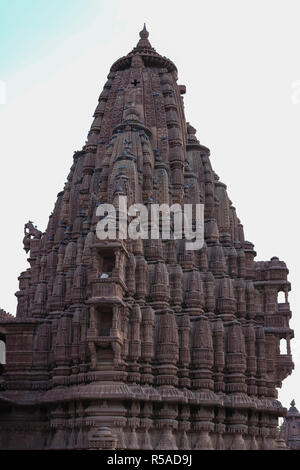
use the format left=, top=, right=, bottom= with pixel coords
left=279, top=400, right=300, bottom=449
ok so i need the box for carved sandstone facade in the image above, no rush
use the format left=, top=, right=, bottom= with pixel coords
left=0, top=26, right=294, bottom=450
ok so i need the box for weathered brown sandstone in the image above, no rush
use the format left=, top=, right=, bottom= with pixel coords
left=0, top=26, right=294, bottom=450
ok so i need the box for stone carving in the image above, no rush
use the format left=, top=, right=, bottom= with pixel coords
left=0, top=25, right=294, bottom=450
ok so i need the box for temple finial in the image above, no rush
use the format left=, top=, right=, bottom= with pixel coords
left=140, top=23, right=149, bottom=39
left=291, top=399, right=296, bottom=407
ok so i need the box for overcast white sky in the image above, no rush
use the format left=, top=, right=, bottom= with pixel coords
left=0, top=0, right=299, bottom=410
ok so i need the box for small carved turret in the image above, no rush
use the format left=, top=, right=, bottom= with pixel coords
left=2, top=26, right=292, bottom=452
left=155, top=311, right=179, bottom=386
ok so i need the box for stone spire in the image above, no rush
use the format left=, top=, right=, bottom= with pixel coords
left=0, top=26, right=294, bottom=451
left=135, top=23, right=153, bottom=51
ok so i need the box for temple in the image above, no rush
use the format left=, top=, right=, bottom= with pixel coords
left=0, top=26, right=294, bottom=450
left=280, top=400, right=300, bottom=449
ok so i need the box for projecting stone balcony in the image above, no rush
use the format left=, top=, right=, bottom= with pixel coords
left=86, top=324, right=123, bottom=372
left=276, top=354, right=294, bottom=384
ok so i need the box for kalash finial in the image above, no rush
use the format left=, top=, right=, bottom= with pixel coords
left=291, top=399, right=296, bottom=407
left=140, top=23, right=149, bottom=39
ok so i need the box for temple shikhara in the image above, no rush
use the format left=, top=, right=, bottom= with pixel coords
left=0, top=26, right=294, bottom=450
